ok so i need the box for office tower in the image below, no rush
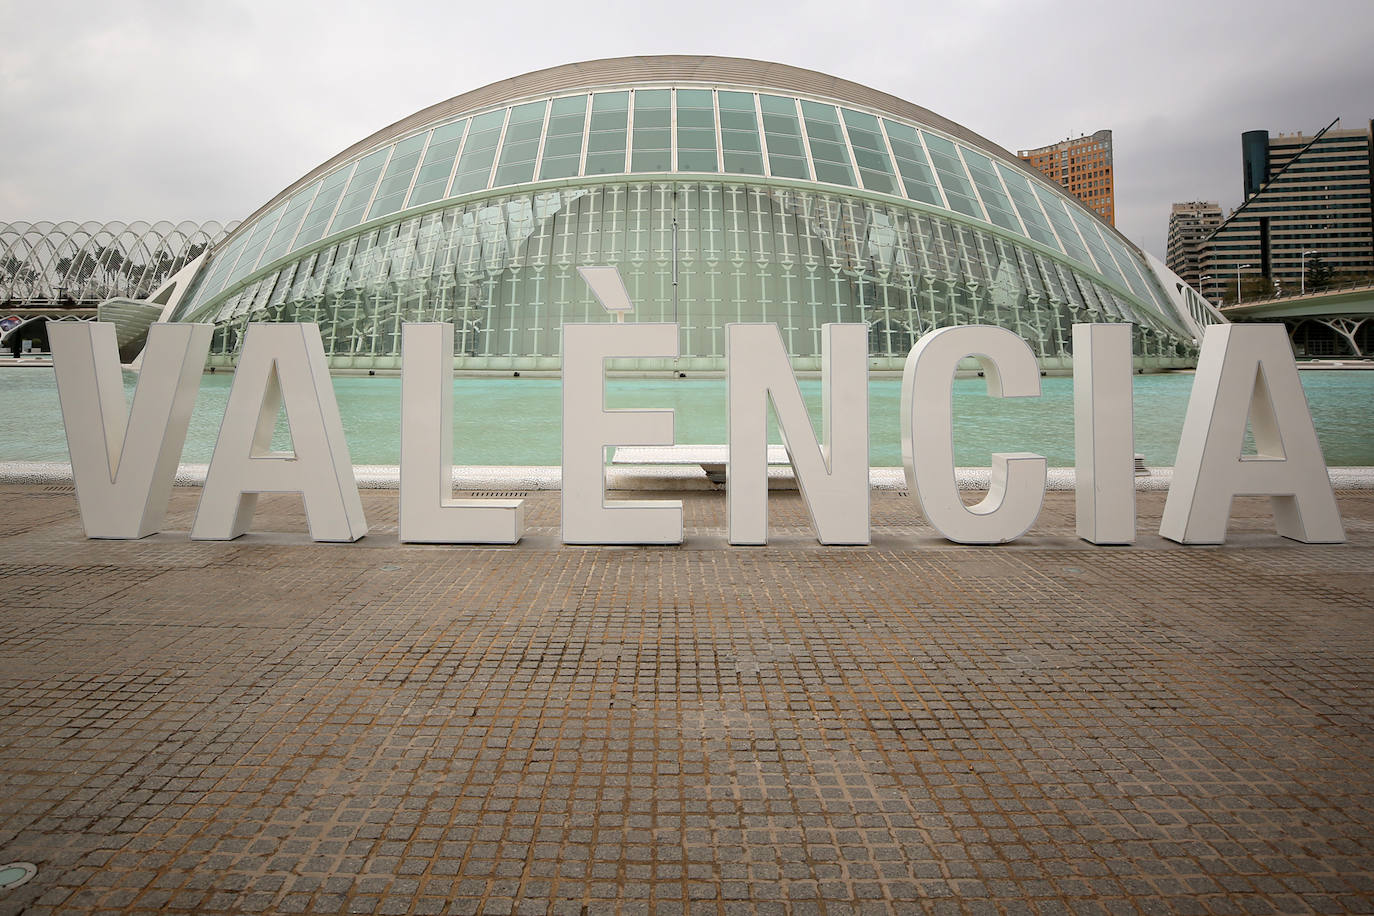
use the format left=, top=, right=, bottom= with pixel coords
left=1166, top=201, right=1222, bottom=289
left=1018, top=129, right=1115, bottom=225
left=1199, top=120, right=1372, bottom=303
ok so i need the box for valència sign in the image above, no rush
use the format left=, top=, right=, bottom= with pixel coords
left=48, top=298, right=1344, bottom=549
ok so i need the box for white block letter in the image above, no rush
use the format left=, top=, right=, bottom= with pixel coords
left=562, top=322, right=681, bottom=544
left=1073, top=323, right=1135, bottom=544
left=902, top=325, right=1046, bottom=544
left=50, top=321, right=211, bottom=538
left=1160, top=323, right=1343, bottom=544
left=399, top=323, right=523, bottom=543
left=192, top=323, right=367, bottom=542
left=727, top=323, right=869, bottom=545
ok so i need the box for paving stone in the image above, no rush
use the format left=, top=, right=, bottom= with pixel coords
left=0, top=485, right=1371, bottom=914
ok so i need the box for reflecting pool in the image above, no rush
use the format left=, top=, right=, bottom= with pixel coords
left=2, top=368, right=1371, bottom=467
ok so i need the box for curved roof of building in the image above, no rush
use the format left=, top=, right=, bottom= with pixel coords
left=183, top=56, right=1171, bottom=327
left=246, top=55, right=1020, bottom=227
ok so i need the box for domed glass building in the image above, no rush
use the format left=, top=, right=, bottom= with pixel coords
left=165, top=56, right=1219, bottom=373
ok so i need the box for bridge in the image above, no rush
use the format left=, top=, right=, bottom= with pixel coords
left=1220, top=281, right=1374, bottom=358
left=0, top=307, right=98, bottom=358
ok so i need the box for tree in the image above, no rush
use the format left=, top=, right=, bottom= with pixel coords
left=1306, top=255, right=1334, bottom=292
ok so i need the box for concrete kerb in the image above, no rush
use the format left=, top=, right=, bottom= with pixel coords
left=3, top=460, right=1374, bottom=491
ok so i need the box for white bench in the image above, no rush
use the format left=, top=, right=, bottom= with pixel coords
left=611, top=444, right=789, bottom=484
left=611, top=446, right=1149, bottom=483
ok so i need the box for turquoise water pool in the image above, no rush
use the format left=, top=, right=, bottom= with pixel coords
left=2, top=367, right=1371, bottom=467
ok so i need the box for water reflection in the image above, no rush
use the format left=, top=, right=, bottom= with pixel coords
left=2, top=368, right=1371, bottom=467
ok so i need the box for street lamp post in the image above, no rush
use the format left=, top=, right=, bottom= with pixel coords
left=1236, top=264, right=1252, bottom=304
left=1300, top=249, right=1318, bottom=294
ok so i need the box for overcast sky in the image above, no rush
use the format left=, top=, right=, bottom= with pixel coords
left=1, top=0, right=1371, bottom=259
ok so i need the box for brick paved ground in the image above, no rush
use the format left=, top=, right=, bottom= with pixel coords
left=1, top=484, right=1372, bottom=915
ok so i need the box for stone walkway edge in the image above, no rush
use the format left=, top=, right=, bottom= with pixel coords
left=4, top=461, right=1374, bottom=491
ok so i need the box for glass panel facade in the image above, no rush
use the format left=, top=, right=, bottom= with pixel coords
left=717, top=91, right=762, bottom=175
left=189, top=230, right=248, bottom=305
left=800, top=101, right=855, bottom=187
left=538, top=96, right=586, bottom=180
left=407, top=119, right=467, bottom=208
left=1104, top=232, right=1178, bottom=331
left=759, top=94, right=809, bottom=180
left=258, top=181, right=319, bottom=269
left=207, top=89, right=1156, bottom=257
left=995, top=164, right=1061, bottom=250
left=1065, top=204, right=1128, bottom=290
left=1029, top=182, right=1093, bottom=266
left=841, top=109, right=897, bottom=195
left=331, top=146, right=395, bottom=233
left=675, top=89, right=718, bottom=173
left=367, top=133, right=428, bottom=221
left=493, top=101, right=547, bottom=187
left=452, top=110, right=506, bottom=196
left=959, top=148, right=1023, bottom=235
left=881, top=121, right=943, bottom=207
left=182, top=84, right=1182, bottom=329
left=329, top=146, right=392, bottom=234
left=190, top=180, right=1196, bottom=368
left=292, top=167, right=353, bottom=250
left=585, top=91, right=629, bottom=175
left=218, top=201, right=287, bottom=291
left=631, top=89, right=671, bottom=172
left=919, top=132, right=984, bottom=220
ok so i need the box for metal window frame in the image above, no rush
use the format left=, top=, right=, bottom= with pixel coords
left=483, top=106, right=515, bottom=191
left=275, top=180, right=325, bottom=263
left=438, top=118, right=472, bottom=200
left=493, top=100, right=549, bottom=188
left=910, top=129, right=953, bottom=213
left=370, top=131, right=434, bottom=222
left=329, top=147, right=395, bottom=237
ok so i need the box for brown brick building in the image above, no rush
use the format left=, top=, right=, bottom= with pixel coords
left=1018, top=129, right=1115, bottom=225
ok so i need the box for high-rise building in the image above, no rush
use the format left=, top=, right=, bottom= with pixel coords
left=1199, top=119, right=1373, bottom=304
left=1165, top=201, right=1222, bottom=289
left=1017, top=129, right=1115, bottom=225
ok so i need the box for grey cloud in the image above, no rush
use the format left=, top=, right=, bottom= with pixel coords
left=2, top=0, right=1370, bottom=265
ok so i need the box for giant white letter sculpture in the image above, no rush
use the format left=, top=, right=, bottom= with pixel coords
left=50, top=321, right=212, bottom=538
left=399, top=323, right=523, bottom=543
left=903, top=325, right=1047, bottom=544
left=562, top=268, right=681, bottom=545
left=727, top=323, right=869, bottom=545
left=192, top=323, right=367, bottom=542
left=1160, top=323, right=1344, bottom=544
left=1073, top=323, right=1136, bottom=544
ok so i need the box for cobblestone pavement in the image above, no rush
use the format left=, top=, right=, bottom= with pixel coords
left=1, top=484, right=1372, bottom=916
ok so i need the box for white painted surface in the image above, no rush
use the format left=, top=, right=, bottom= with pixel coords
left=561, top=322, right=682, bottom=544
left=1073, top=324, right=1136, bottom=544
left=192, top=324, right=367, bottom=542
left=1160, top=324, right=1345, bottom=544
left=399, top=323, right=523, bottom=543
left=576, top=266, right=635, bottom=314
left=902, top=325, right=1047, bottom=544
left=49, top=321, right=211, bottom=538
left=726, top=323, right=869, bottom=545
